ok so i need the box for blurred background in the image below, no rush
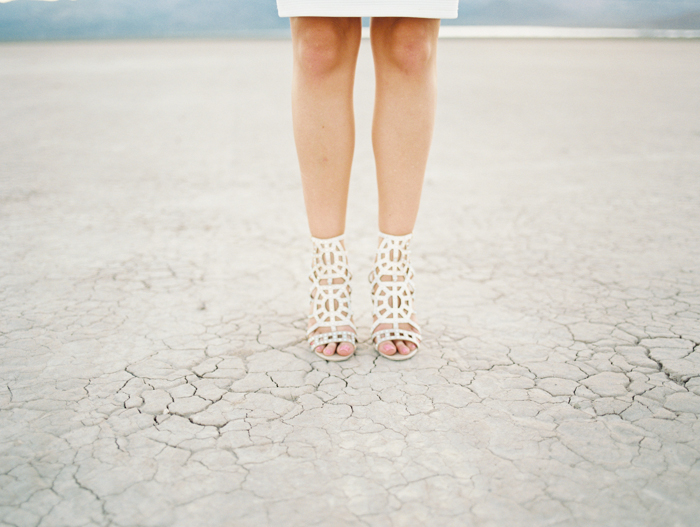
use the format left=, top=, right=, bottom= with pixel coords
left=1, top=0, right=699, bottom=41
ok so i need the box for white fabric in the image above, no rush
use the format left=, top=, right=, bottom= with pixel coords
left=277, top=0, right=458, bottom=19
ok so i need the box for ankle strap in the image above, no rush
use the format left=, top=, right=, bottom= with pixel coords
left=378, top=232, right=412, bottom=242
left=311, top=234, right=345, bottom=244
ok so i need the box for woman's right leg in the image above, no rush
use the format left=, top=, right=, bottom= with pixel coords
left=291, top=17, right=362, bottom=358
left=291, top=17, right=362, bottom=239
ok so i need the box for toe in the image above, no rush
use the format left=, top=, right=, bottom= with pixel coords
left=379, top=341, right=397, bottom=356
left=396, top=341, right=411, bottom=355
left=337, top=342, right=354, bottom=356
left=323, top=343, right=337, bottom=356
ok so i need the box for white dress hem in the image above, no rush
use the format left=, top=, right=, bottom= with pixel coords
left=277, top=0, right=458, bottom=19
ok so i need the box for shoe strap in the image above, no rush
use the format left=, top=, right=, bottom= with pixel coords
left=369, top=233, right=420, bottom=336
left=307, top=235, right=356, bottom=338
left=309, top=330, right=358, bottom=349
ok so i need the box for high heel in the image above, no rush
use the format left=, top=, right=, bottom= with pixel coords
left=369, top=233, right=421, bottom=360
left=307, top=235, right=357, bottom=361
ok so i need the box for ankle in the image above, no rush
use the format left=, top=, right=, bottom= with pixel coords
left=378, top=229, right=413, bottom=238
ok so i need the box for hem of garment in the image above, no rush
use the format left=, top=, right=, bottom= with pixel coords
left=277, top=0, right=458, bottom=19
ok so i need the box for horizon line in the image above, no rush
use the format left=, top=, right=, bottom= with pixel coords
left=432, top=26, right=700, bottom=39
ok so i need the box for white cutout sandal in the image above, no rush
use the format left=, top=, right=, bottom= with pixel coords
left=307, top=235, right=357, bottom=361
left=369, top=233, right=421, bottom=360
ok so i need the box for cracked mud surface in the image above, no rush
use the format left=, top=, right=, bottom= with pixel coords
left=1, top=39, right=700, bottom=526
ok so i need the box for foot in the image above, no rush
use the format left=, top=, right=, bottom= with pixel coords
left=369, top=233, right=421, bottom=360
left=373, top=319, right=419, bottom=358
left=307, top=235, right=357, bottom=361
left=308, top=281, right=356, bottom=359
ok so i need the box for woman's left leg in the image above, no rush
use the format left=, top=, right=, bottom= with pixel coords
left=369, top=17, right=440, bottom=357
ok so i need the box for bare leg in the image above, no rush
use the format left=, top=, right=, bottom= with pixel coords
left=291, top=17, right=362, bottom=357
left=291, top=17, right=362, bottom=239
left=370, top=17, right=440, bottom=356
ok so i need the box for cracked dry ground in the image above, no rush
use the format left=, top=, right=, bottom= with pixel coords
left=1, top=39, right=700, bottom=527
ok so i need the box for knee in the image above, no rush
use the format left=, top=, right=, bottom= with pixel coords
left=379, top=20, right=436, bottom=75
left=293, top=19, right=357, bottom=78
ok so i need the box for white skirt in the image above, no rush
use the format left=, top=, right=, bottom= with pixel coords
left=277, top=0, right=459, bottom=19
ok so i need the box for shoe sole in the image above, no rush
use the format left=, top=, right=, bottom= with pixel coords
left=315, top=349, right=355, bottom=362
left=377, top=348, right=419, bottom=361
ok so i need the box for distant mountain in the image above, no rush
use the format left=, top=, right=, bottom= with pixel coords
left=448, top=0, right=570, bottom=27
left=1, top=0, right=699, bottom=41
left=647, top=10, right=700, bottom=29
left=444, top=0, right=700, bottom=27
left=0, top=0, right=287, bottom=41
